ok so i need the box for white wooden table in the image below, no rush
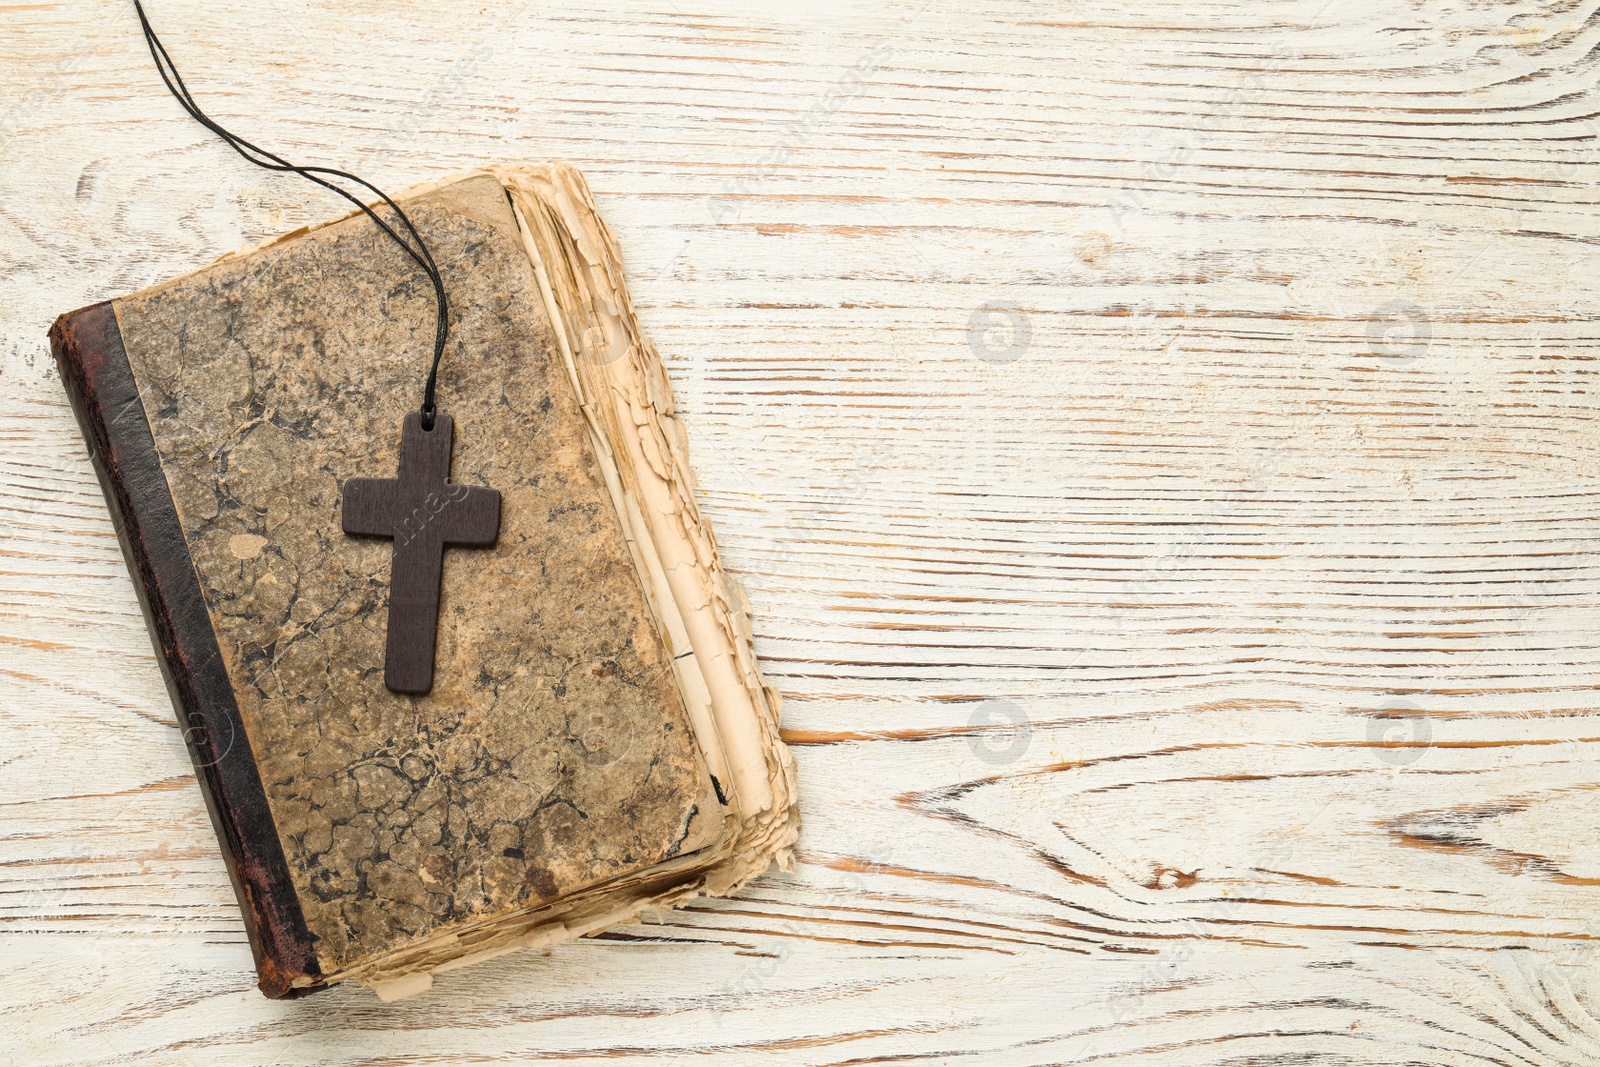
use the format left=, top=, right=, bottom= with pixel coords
left=5, top=1, right=1600, bottom=1063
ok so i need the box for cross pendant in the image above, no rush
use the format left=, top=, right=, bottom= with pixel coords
left=342, top=412, right=501, bottom=694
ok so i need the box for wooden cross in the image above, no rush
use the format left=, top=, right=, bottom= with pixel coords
left=342, top=412, right=501, bottom=694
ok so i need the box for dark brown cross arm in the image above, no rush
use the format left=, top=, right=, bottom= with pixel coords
left=342, top=412, right=500, bottom=694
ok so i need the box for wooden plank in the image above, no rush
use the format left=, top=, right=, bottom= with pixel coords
left=4, top=0, right=1600, bottom=1062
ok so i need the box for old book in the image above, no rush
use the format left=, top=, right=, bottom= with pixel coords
left=49, top=165, right=798, bottom=1000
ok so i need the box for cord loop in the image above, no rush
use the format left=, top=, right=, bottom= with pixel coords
left=133, top=1, right=450, bottom=425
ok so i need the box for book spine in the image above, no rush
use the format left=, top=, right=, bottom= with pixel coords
left=50, top=302, right=324, bottom=999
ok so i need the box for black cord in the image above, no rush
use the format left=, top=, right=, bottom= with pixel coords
left=133, top=1, right=450, bottom=430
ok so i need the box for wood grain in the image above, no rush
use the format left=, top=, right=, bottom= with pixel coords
left=4, top=0, right=1600, bottom=1062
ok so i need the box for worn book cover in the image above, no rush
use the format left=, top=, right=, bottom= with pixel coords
left=49, top=165, right=798, bottom=1000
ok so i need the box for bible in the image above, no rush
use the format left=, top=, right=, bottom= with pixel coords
left=49, top=165, right=799, bottom=1000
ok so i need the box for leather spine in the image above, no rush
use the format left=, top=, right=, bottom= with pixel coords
left=49, top=301, right=324, bottom=998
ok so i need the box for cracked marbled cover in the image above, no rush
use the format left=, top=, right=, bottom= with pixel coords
left=100, top=174, right=724, bottom=982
